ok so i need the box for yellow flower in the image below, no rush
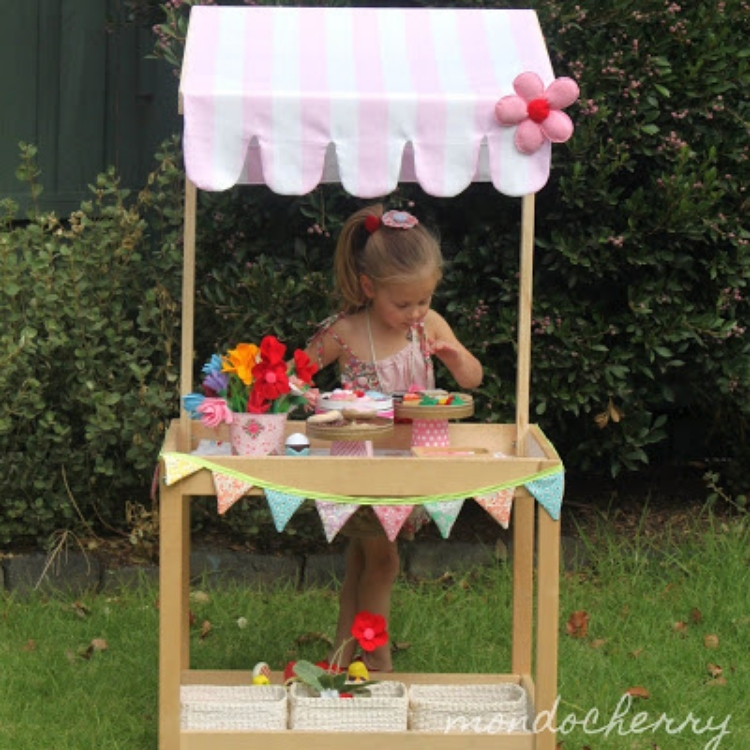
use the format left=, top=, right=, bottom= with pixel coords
left=222, top=343, right=259, bottom=385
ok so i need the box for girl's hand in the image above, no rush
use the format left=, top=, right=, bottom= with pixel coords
left=428, top=338, right=463, bottom=363
left=427, top=335, right=483, bottom=390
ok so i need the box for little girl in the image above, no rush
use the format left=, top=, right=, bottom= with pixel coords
left=306, top=204, right=483, bottom=672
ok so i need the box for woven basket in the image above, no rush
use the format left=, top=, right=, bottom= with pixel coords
left=408, top=683, right=529, bottom=733
left=289, top=681, right=408, bottom=732
left=181, top=684, right=287, bottom=730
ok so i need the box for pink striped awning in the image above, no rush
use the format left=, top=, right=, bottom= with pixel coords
left=180, top=6, right=556, bottom=198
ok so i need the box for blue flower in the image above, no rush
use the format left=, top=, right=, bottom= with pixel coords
left=201, top=354, right=224, bottom=376
left=182, top=392, right=206, bottom=419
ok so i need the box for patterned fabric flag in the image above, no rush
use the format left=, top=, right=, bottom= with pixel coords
left=315, top=501, right=360, bottom=542
left=423, top=499, right=465, bottom=539
left=212, top=472, right=254, bottom=515
left=265, top=488, right=305, bottom=532
left=474, top=487, right=515, bottom=529
left=525, top=471, right=564, bottom=520
left=373, top=505, right=415, bottom=542
left=162, top=454, right=202, bottom=486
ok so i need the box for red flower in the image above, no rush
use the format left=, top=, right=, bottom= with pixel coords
left=293, top=350, right=318, bottom=384
left=247, top=387, right=271, bottom=414
left=351, top=611, right=388, bottom=653
left=260, top=335, right=286, bottom=364
left=252, top=358, right=290, bottom=402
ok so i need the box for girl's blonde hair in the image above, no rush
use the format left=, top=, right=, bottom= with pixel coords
left=334, top=204, right=443, bottom=314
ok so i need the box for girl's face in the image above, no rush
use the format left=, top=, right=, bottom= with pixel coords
left=362, top=272, right=438, bottom=333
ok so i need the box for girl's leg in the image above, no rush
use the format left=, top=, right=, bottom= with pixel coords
left=330, top=538, right=365, bottom=666
left=356, top=536, right=400, bottom=671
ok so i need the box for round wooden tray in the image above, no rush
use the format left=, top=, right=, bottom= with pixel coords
left=306, top=417, right=394, bottom=442
left=394, top=393, right=474, bottom=421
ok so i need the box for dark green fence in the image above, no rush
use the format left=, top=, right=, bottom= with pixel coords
left=0, top=0, right=179, bottom=214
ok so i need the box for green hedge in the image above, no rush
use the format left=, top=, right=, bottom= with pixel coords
left=1, top=0, right=748, bottom=544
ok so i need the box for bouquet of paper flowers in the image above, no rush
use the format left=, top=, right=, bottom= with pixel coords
left=183, top=335, right=318, bottom=426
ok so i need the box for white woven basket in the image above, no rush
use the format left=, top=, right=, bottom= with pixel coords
left=181, top=684, right=287, bottom=730
left=289, top=681, right=408, bottom=732
left=408, top=683, right=529, bottom=733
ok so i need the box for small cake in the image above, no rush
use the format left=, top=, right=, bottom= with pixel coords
left=318, top=389, right=394, bottom=418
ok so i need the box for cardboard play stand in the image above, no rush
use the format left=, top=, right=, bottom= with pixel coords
left=160, top=6, right=574, bottom=749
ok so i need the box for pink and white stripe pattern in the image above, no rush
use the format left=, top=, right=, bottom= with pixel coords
left=181, top=6, right=555, bottom=198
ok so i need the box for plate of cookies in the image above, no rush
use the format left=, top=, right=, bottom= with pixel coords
left=305, top=409, right=394, bottom=441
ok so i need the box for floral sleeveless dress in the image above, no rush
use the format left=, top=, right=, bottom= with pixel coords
left=309, top=312, right=434, bottom=538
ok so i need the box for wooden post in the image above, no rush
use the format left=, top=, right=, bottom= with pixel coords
left=515, top=193, right=535, bottom=446
left=535, top=506, right=561, bottom=750
left=512, top=194, right=536, bottom=677
left=159, top=480, right=191, bottom=750
left=179, top=178, right=197, bottom=453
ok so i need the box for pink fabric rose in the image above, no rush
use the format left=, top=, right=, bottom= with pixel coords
left=196, top=397, right=234, bottom=428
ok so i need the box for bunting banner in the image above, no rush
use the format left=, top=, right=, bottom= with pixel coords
left=424, top=499, right=465, bottom=539
left=163, top=453, right=203, bottom=486
left=525, top=471, right=565, bottom=521
left=474, top=487, right=515, bottom=529
left=373, top=505, right=415, bottom=542
left=212, top=472, right=255, bottom=515
left=315, top=500, right=360, bottom=542
left=265, top=488, right=305, bottom=532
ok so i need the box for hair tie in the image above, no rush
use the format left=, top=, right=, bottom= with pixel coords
left=382, top=210, right=419, bottom=229
left=363, top=214, right=381, bottom=234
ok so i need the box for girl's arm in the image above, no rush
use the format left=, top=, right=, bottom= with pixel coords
left=304, top=324, right=343, bottom=373
left=424, top=310, right=484, bottom=390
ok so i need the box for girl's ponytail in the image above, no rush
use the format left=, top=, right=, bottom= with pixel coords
left=334, top=204, right=384, bottom=314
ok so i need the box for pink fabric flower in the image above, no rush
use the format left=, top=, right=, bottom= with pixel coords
left=196, top=397, right=234, bottom=428
left=495, top=72, right=579, bottom=155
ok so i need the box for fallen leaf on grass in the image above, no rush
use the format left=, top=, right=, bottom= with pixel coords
left=630, top=647, right=644, bottom=659
left=707, top=663, right=723, bottom=678
left=565, top=610, right=590, bottom=639
left=704, top=634, right=719, bottom=649
left=22, top=639, right=37, bottom=652
left=69, top=601, right=90, bottom=619
left=200, top=621, right=212, bottom=640
left=690, top=607, right=703, bottom=624
left=190, top=590, right=210, bottom=604
left=589, top=638, right=607, bottom=650
left=673, top=620, right=688, bottom=634
left=624, top=686, right=650, bottom=699
left=78, top=638, right=110, bottom=660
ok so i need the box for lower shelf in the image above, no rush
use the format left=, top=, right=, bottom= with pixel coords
left=176, top=670, right=539, bottom=749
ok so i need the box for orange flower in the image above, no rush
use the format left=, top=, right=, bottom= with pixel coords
left=222, top=343, right=259, bottom=385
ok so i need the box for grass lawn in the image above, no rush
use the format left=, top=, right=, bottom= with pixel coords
left=1, top=514, right=747, bottom=749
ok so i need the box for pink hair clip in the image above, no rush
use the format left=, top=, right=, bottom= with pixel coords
left=382, top=210, right=418, bottom=230
left=364, top=214, right=381, bottom=234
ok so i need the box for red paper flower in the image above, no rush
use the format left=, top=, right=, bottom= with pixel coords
left=260, top=334, right=287, bottom=364
left=247, top=387, right=271, bottom=414
left=252, top=358, right=290, bottom=402
left=351, top=611, right=388, bottom=653
left=293, top=350, right=318, bottom=384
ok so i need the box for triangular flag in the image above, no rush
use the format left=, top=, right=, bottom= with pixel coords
left=212, top=471, right=254, bottom=515
left=315, top=501, right=360, bottom=542
left=526, top=471, right=565, bottom=520
left=474, top=488, right=515, bottom=529
left=424, top=499, right=465, bottom=539
left=373, top=505, right=414, bottom=542
left=162, top=454, right=202, bottom=486
left=265, top=488, right=305, bottom=532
